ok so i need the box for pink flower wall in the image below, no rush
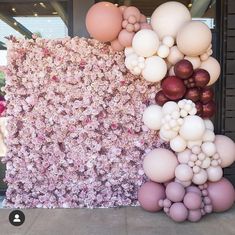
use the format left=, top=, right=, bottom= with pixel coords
left=2, top=37, right=165, bottom=208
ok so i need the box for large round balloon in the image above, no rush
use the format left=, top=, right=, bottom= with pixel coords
left=138, top=181, right=165, bottom=212
left=143, top=105, right=163, bottom=130
left=86, top=2, right=122, bottom=42
left=214, top=135, right=235, bottom=168
left=200, top=57, right=221, bottom=86
left=177, top=21, right=212, bottom=56
left=132, top=29, right=160, bottom=57
left=143, top=148, right=178, bottom=183
left=151, top=1, right=191, bottom=40
left=207, top=178, right=235, bottom=212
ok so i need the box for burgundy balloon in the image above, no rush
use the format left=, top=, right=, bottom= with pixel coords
left=184, top=77, right=196, bottom=88
left=202, top=101, right=216, bottom=118
left=174, top=59, right=194, bottom=79
left=184, top=87, right=201, bottom=102
left=183, top=192, right=202, bottom=210
left=193, top=69, right=210, bottom=88
left=169, top=203, right=188, bottom=222
left=207, top=178, right=235, bottom=212
left=195, top=101, right=203, bottom=116
left=161, top=76, right=186, bottom=100
left=138, top=181, right=166, bottom=212
left=155, top=90, right=169, bottom=106
left=200, top=87, right=214, bottom=104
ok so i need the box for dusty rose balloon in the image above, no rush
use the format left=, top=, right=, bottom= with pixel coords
left=166, top=182, right=186, bottom=202
left=140, top=23, right=152, bottom=30
left=155, top=90, right=169, bottom=106
left=111, top=39, right=124, bottom=51
left=188, top=209, right=202, bottom=222
left=169, top=202, right=188, bottom=222
left=118, top=29, right=135, bottom=47
left=126, top=24, right=135, bottom=32
left=207, top=178, right=235, bottom=212
left=214, top=135, right=235, bottom=168
left=123, top=6, right=141, bottom=21
left=86, top=2, right=122, bottom=42
left=186, top=186, right=202, bottom=196
left=174, top=59, right=194, bottom=79
left=143, top=148, right=178, bottom=183
left=138, top=181, right=166, bottom=212
left=140, top=14, right=147, bottom=23
left=184, top=192, right=202, bottom=210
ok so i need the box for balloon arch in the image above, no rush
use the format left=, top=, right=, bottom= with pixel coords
left=85, top=1, right=235, bottom=222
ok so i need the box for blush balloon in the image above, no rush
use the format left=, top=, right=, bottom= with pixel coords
left=193, top=69, right=210, bottom=88
left=118, top=29, right=135, bottom=47
left=161, top=76, right=186, bottom=100
left=202, top=101, right=216, bottom=118
left=200, top=87, right=214, bottom=104
left=155, top=90, right=169, bottom=106
left=184, top=87, right=201, bottom=102
left=174, top=59, right=193, bottom=79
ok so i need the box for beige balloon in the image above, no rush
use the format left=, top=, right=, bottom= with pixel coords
left=184, top=56, right=201, bottom=69
left=200, top=56, right=221, bottom=86
left=151, top=1, right=191, bottom=39
left=177, top=21, right=212, bottom=56
left=167, top=46, right=184, bottom=65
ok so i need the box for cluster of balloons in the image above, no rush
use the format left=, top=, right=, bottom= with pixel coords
left=156, top=59, right=216, bottom=118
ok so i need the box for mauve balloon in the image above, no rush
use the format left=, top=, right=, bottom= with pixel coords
left=188, top=209, right=202, bottom=222
left=169, top=202, right=188, bottom=222
left=183, top=192, right=202, bottom=210
left=207, top=178, right=235, bottom=212
left=161, top=76, right=186, bottom=100
left=155, top=90, right=169, bottom=106
left=138, top=181, right=166, bottom=212
left=202, top=101, right=216, bottom=118
left=193, top=69, right=210, bottom=88
left=174, top=59, right=194, bottom=79
left=200, top=87, right=214, bottom=104
left=166, top=182, right=186, bottom=202
left=184, top=87, right=201, bottom=102
left=186, top=186, right=202, bottom=196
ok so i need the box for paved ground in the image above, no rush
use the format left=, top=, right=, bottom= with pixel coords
left=0, top=205, right=234, bottom=235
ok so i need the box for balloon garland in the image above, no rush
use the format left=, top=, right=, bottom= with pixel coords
left=86, top=1, right=235, bottom=222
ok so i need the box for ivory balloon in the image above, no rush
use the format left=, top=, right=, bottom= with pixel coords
left=142, top=56, right=167, bottom=82
left=207, top=166, right=223, bottom=182
left=162, top=101, right=179, bottom=114
left=143, top=105, right=163, bottom=130
left=132, top=29, right=160, bottom=57
left=159, top=128, right=178, bottom=141
left=157, top=44, right=170, bottom=58
left=170, top=136, right=187, bottom=152
left=201, top=142, right=216, bottom=156
left=151, top=1, right=191, bottom=39
left=143, top=148, right=178, bottom=183
left=177, top=149, right=191, bottom=164
left=167, top=46, right=184, bottom=65
left=177, top=21, right=212, bottom=56
left=180, top=116, right=206, bottom=141
left=162, top=36, right=174, bottom=47
left=175, top=164, right=193, bottom=181
left=192, top=169, right=208, bottom=185
left=214, top=135, right=235, bottom=168
left=200, top=57, right=221, bottom=86
left=184, top=56, right=201, bottom=69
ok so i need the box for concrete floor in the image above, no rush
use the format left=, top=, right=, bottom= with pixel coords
left=0, top=206, right=234, bottom=235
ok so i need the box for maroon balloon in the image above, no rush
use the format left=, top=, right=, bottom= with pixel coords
left=195, top=101, right=203, bottom=116
left=184, top=77, right=196, bottom=88
left=155, top=90, right=169, bottom=106
left=161, top=76, right=186, bottom=100
left=193, top=69, right=210, bottom=88
left=174, top=59, right=194, bottom=79
left=184, top=88, right=201, bottom=102
left=200, top=87, right=214, bottom=104
left=202, top=101, right=216, bottom=118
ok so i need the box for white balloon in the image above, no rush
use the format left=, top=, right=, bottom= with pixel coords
left=201, top=142, right=217, bottom=156
left=125, top=53, right=138, bottom=70
left=124, top=47, right=134, bottom=56
left=204, top=119, right=214, bottom=131
left=132, top=29, right=160, bottom=57
left=142, top=56, right=167, bottom=82
left=187, top=140, right=202, bottom=149
left=170, top=135, right=187, bottom=152
left=175, top=164, right=193, bottom=181
left=177, top=149, right=191, bottom=164
left=162, top=36, right=174, bottom=47
left=157, top=44, right=170, bottom=58
left=202, top=129, right=215, bottom=142
left=206, top=166, right=223, bottom=182
left=166, top=46, right=184, bottom=65
left=159, top=128, right=178, bottom=141
left=143, top=105, right=163, bottom=130
left=162, top=101, right=179, bottom=115
left=151, top=1, right=191, bottom=39
left=192, top=169, right=208, bottom=185
left=180, top=116, right=206, bottom=141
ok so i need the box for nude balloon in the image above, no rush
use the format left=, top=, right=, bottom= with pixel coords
left=177, top=21, right=212, bottom=56
left=184, top=56, right=201, bottom=69
left=118, top=29, right=135, bottom=47
left=86, top=2, right=122, bottom=42
left=151, top=1, right=191, bottom=40
left=143, top=148, right=178, bottom=183
left=167, top=46, right=184, bottom=65
left=111, top=39, right=124, bottom=51
left=143, top=105, right=163, bottom=130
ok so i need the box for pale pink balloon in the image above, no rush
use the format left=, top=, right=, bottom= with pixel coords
left=86, top=2, right=123, bottom=42
left=123, top=6, right=141, bottom=21
left=119, top=5, right=127, bottom=13
left=140, top=14, right=147, bottom=23
left=122, top=20, right=128, bottom=28
left=186, top=186, right=202, bottom=196
left=207, top=177, right=235, bottom=212
left=111, top=39, right=125, bottom=52
left=126, top=24, right=135, bottom=32
left=140, top=23, right=152, bottom=30
left=128, top=15, right=137, bottom=24
left=118, top=29, right=135, bottom=47
left=134, top=23, right=140, bottom=32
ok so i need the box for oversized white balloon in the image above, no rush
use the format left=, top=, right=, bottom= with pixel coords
left=170, top=135, right=187, bottom=152
left=151, top=1, right=191, bottom=39
left=157, top=44, right=170, bottom=58
left=143, top=148, right=178, bottom=183
left=177, top=21, right=212, bottom=56
left=192, top=169, right=208, bottom=185
left=200, top=57, right=221, bottom=86
left=143, top=105, right=163, bottom=130
left=142, top=56, right=167, bottom=82
left=167, top=46, right=184, bottom=65
left=207, top=166, right=223, bottom=182
left=180, top=116, right=206, bottom=141
left=132, top=29, right=160, bottom=57
left=184, top=56, right=201, bottom=69
left=175, top=164, right=193, bottom=181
